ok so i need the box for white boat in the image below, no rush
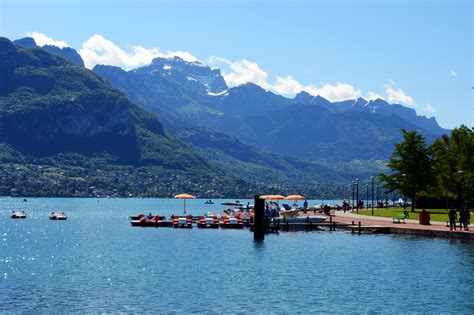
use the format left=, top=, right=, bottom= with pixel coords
left=49, top=212, right=67, bottom=220
left=11, top=211, right=26, bottom=219
left=279, top=209, right=327, bottom=223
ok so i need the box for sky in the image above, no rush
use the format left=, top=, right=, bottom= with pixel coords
left=0, top=0, right=472, bottom=129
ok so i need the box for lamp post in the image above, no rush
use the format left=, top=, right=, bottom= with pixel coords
left=401, top=173, right=407, bottom=207
left=351, top=180, right=355, bottom=211
left=371, top=176, right=375, bottom=215
left=355, top=179, right=359, bottom=213
left=376, top=184, right=379, bottom=209
left=458, top=170, right=464, bottom=210
left=365, top=183, right=369, bottom=211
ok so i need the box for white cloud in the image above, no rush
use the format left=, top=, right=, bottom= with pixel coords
left=28, top=32, right=425, bottom=109
left=450, top=70, right=457, bottom=77
left=385, top=84, right=415, bottom=106
left=79, top=34, right=198, bottom=70
left=26, top=31, right=69, bottom=48
left=305, top=82, right=362, bottom=102
left=208, top=57, right=270, bottom=89
left=365, top=92, right=385, bottom=101
left=208, top=57, right=362, bottom=102
left=272, top=76, right=363, bottom=102
left=422, top=104, right=437, bottom=116
left=272, top=75, right=305, bottom=95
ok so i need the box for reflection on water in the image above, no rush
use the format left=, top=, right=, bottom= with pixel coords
left=0, top=197, right=473, bottom=313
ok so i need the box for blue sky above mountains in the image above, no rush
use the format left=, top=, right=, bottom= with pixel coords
left=0, top=0, right=472, bottom=129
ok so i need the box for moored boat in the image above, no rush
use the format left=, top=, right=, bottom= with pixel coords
left=220, top=215, right=244, bottom=229
left=130, top=214, right=173, bottom=227
left=11, top=211, right=26, bottom=219
left=279, top=209, right=327, bottom=223
left=49, top=212, right=67, bottom=220
left=173, top=215, right=193, bottom=228
left=197, top=216, right=219, bottom=228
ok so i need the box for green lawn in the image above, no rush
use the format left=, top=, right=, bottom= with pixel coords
left=355, top=207, right=452, bottom=222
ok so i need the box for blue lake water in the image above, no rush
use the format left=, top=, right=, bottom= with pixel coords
left=1, top=197, right=473, bottom=313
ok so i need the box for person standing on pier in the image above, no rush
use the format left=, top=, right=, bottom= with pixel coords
left=462, top=208, right=470, bottom=231
left=448, top=208, right=457, bottom=231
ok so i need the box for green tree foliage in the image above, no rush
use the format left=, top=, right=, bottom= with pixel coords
left=381, top=126, right=473, bottom=209
left=379, top=129, right=432, bottom=211
left=429, top=125, right=473, bottom=206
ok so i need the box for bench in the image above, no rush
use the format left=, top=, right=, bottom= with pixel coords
left=392, top=213, right=406, bottom=224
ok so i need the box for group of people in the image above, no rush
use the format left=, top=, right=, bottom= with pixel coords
left=448, top=208, right=471, bottom=231
left=264, top=202, right=280, bottom=218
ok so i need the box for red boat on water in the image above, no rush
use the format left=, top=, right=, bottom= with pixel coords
left=173, top=215, right=193, bottom=228
left=197, top=216, right=219, bottom=228
left=130, top=214, right=173, bottom=227
left=220, top=215, right=244, bottom=229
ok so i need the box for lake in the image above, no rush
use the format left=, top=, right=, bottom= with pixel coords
left=1, top=197, right=473, bottom=313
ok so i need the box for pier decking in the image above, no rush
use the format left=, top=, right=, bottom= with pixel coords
left=324, top=211, right=474, bottom=240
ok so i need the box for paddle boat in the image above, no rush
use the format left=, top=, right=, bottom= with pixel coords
left=219, top=215, right=244, bottom=229
left=11, top=211, right=26, bottom=219
left=130, top=214, right=173, bottom=227
left=173, top=215, right=193, bottom=228
left=204, top=200, right=214, bottom=205
left=49, top=212, right=67, bottom=220
left=197, top=215, right=219, bottom=228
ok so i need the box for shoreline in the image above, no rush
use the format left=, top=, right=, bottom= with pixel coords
left=323, top=210, right=474, bottom=240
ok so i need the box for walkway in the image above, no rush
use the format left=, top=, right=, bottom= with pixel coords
left=298, top=210, right=473, bottom=239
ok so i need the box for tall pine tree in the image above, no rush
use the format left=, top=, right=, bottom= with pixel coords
left=380, top=130, right=432, bottom=212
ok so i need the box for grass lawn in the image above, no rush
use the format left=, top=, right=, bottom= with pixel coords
left=355, top=207, right=452, bottom=222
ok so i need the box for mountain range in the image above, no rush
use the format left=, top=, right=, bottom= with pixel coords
left=2, top=37, right=451, bottom=197
left=89, top=48, right=447, bottom=162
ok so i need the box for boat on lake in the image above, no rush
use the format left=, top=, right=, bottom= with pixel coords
left=11, top=211, right=26, bottom=219
left=279, top=209, right=327, bottom=223
left=197, top=215, right=219, bottom=228
left=130, top=214, right=173, bottom=227
left=204, top=200, right=214, bottom=204
left=220, top=215, right=244, bottom=229
left=49, top=212, right=67, bottom=220
left=221, top=201, right=243, bottom=207
left=173, top=215, right=193, bottom=228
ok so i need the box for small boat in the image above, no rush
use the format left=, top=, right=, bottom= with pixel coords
left=130, top=214, right=173, bottom=227
left=49, top=212, right=67, bottom=220
left=173, top=215, right=193, bottom=228
left=11, top=211, right=26, bottom=219
left=221, top=201, right=243, bottom=207
left=279, top=209, right=327, bottom=223
left=130, top=213, right=147, bottom=221
left=197, top=216, right=219, bottom=228
left=220, top=215, right=244, bottom=229
left=205, top=200, right=214, bottom=205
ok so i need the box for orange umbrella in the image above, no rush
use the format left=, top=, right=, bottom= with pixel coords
left=284, top=194, right=305, bottom=200
left=174, top=193, right=196, bottom=215
left=267, top=195, right=285, bottom=200
left=285, top=194, right=306, bottom=208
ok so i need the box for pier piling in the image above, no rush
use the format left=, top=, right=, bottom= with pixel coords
left=253, top=194, right=265, bottom=240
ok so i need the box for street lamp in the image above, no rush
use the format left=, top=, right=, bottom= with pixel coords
left=366, top=183, right=369, bottom=211
left=371, top=176, right=375, bottom=215
left=376, top=184, right=379, bottom=209
left=355, top=179, right=359, bottom=213
left=401, top=173, right=407, bottom=207
left=458, top=170, right=464, bottom=210
left=351, top=180, right=355, bottom=211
